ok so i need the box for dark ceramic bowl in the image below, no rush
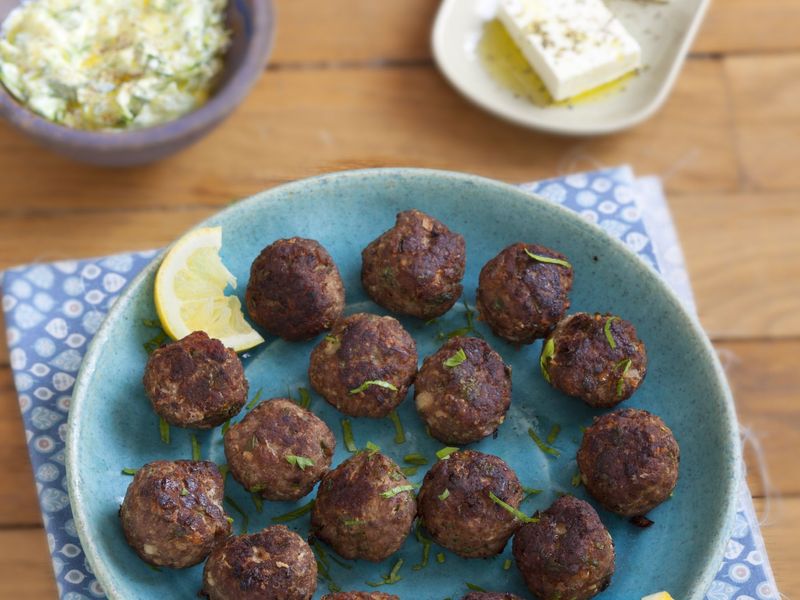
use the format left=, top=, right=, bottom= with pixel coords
left=0, top=0, right=274, bottom=166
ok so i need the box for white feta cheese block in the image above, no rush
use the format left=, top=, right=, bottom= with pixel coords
left=497, top=0, right=642, bottom=101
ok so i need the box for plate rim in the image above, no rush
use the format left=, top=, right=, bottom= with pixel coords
left=66, top=167, right=742, bottom=600
left=430, top=0, right=712, bottom=136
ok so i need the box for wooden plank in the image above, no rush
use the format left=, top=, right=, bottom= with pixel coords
left=754, top=496, right=800, bottom=598
left=0, top=528, right=58, bottom=599
left=695, top=0, right=800, bottom=54
left=0, top=60, right=738, bottom=214
left=670, top=192, right=800, bottom=339
left=725, top=54, right=800, bottom=192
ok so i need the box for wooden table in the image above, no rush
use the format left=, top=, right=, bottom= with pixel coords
left=1, top=1, right=798, bottom=597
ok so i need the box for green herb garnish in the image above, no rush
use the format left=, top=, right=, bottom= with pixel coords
left=190, top=433, right=200, bottom=461
left=246, top=388, right=263, bottom=410
left=285, top=455, right=315, bottom=470
left=271, top=499, right=315, bottom=523
left=325, top=335, right=338, bottom=343
left=225, top=516, right=233, bottom=525
left=503, top=559, right=512, bottom=570
left=615, top=358, right=632, bottom=397
left=437, top=552, right=446, bottom=564
left=180, top=487, right=189, bottom=496
left=224, top=496, right=249, bottom=534
left=438, top=489, right=450, bottom=501
left=466, top=582, right=487, bottom=592
left=488, top=491, right=538, bottom=523
left=604, top=316, right=619, bottom=349
left=572, top=470, right=583, bottom=487
left=436, top=446, right=459, bottom=460
left=218, top=463, right=229, bottom=482
left=367, top=558, right=404, bottom=586
left=343, top=518, right=365, bottom=527
left=298, top=387, right=312, bottom=409
left=159, top=417, right=170, bottom=445
left=350, top=380, right=398, bottom=394
left=403, top=453, right=428, bottom=466
left=381, top=484, right=417, bottom=499
left=142, top=319, right=168, bottom=354
left=389, top=410, right=405, bottom=444
left=365, top=441, right=381, bottom=454
left=341, top=419, right=357, bottom=452
left=443, top=348, right=467, bottom=368
left=121, top=468, right=138, bottom=476
left=523, top=486, right=542, bottom=499
left=540, top=337, right=555, bottom=383
left=251, top=493, right=263, bottom=513
left=527, top=427, right=559, bottom=457
left=546, top=423, right=561, bottom=445
left=401, top=466, right=419, bottom=476
left=524, top=248, right=572, bottom=269
left=221, top=419, right=231, bottom=436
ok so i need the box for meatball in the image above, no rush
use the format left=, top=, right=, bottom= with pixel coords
left=322, top=594, right=399, bottom=600
left=512, top=495, right=615, bottom=600
left=245, top=237, right=345, bottom=341
left=476, top=243, right=573, bottom=344
left=417, top=450, right=523, bottom=558
left=119, top=460, right=230, bottom=568
left=311, top=451, right=416, bottom=561
left=578, top=408, right=680, bottom=517
left=415, top=336, right=512, bottom=445
left=462, top=594, right=525, bottom=600
left=143, top=331, right=248, bottom=429
left=224, top=398, right=336, bottom=501
left=308, top=313, right=417, bottom=418
left=361, top=209, right=466, bottom=319
left=541, top=312, right=647, bottom=408
left=201, top=525, right=316, bottom=600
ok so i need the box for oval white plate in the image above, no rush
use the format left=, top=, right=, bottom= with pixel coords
left=432, top=0, right=710, bottom=136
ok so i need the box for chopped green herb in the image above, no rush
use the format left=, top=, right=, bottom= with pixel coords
left=298, top=387, right=312, bottom=409
left=343, top=518, right=365, bottom=527
left=218, top=463, right=229, bottom=481
left=365, top=441, right=381, bottom=454
left=143, top=330, right=169, bottom=354
left=546, top=423, right=561, bottom=445
left=324, top=335, right=338, bottom=343
left=403, top=453, right=428, bottom=466
left=436, top=446, right=459, bottom=460
left=120, top=468, right=138, bottom=476
left=463, top=300, right=484, bottom=339
left=572, top=470, right=583, bottom=487
left=146, top=563, right=162, bottom=573
left=272, top=499, right=315, bottom=523
left=604, top=316, right=619, bottom=349
left=523, top=486, right=543, bottom=500
left=443, top=348, right=467, bottom=368
left=389, top=410, right=406, bottom=444
left=412, top=539, right=430, bottom=571
left=540, top=337, right=555, bottom=383
left=488, top=491, right=538, bottom=523
left=190, top=433, right=201, bottom=461
left=580, top=425, right=588, bottom=433
left=159, top=417, right=170, bottom=445
left=249, top=435, right=259, bottom=451
left=381, top=484, right=417, bottom=498
left=367, top=558, right=404, bottom=587
left=437, top=325, right=472, bottom=341
left=224, top=496, right=249, bottom=534
left=246, top=388, right=263, bottom=410
left=341, top=419, right=357, bottom=453
left=436, top=552, right=446, bottom=564
left=285, top=455, right=315, bottom=470
left=615, top=358, right=633, bottom=397
left=142, top=318, right=161, bottom=329
left=527, top=427, right=560, bottom=457
left=180, top=487, right=189, bottom=496
left=350, top=380, right=398, bottom=394
left=251, top=493, right=263, bottom=513
left=466, top=582, right=487, bottom=592
left=401, top=466, right=419, bottom=476
left=524, top=248, right=572, bottom=269
left=225, top=516, right=233, bottom=525
left=424, top=318, right=438, bottom=326
left=438, top=489, right=450, bottom=501
left=503, top=559, right=512, bottom=570
left=221, top=419, right=231, bottom=436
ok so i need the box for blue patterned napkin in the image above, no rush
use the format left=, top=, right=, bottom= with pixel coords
left=1, top=166, right=779, bottom=600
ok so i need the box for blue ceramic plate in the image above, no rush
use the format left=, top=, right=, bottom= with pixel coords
left=67, top=169, right=740, bottom=600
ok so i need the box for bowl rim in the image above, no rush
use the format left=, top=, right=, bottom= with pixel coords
left=66, top=167, right=742, bottom=600
left=0, top=0, right=275, bottom=148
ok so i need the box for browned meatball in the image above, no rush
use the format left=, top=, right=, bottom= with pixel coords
left=541, top=312, right=647, bottom=408
left=512, top=495, right=615, bottom=600
left=224, top=398, right=336, bottom=501
left=476, top=243, right=573, bottom=344
left=578, top=408, right=680, bottom=517
left=119, top=460, right=230, bottom=568
left=245, top=237, right=345, bottom=341
left=415, top=336, right=512, bottom=445
left=462, top=594, right=525, bottom=600
left=322, top=594, right=399, bottom=600
left=308, top=313, right=417, bottom=418
left=311, top=451, right=417, bottom=562
left=143, top=331, right=248, bottom=429
left=361, top=209, right=466, bottom=319
left=417, top=450, right=523, bottom=558
left=201, top=525, right=316, bottom=600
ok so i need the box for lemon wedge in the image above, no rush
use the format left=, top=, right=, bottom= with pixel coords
left=642, top=593, right=675, bottom=600
left=154, top=226, right=264, bottom=352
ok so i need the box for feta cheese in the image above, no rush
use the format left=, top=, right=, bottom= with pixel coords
left=497, top=0, right=642, bottom=101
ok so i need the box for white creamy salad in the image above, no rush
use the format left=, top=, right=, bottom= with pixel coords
left=0, top=0, right=230, bottom=130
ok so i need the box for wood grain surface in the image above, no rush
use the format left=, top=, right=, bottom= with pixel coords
left=0, top=0, right=797, bottom=597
